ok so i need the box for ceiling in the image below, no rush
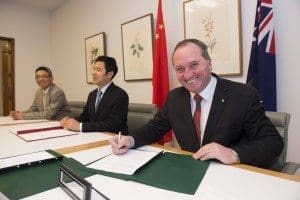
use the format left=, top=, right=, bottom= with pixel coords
left=12, top=0, right=67, bottom=11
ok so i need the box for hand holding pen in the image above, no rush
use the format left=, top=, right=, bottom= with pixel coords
left=109, top=132, right=135, bottom=155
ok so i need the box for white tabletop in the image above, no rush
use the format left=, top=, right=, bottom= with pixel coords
left=0, top=121, right=111, bottom=158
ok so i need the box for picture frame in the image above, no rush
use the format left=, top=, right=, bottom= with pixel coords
left=85, top=32, right=106, bottom=84
left=121, top=14, right=154, bottom=81
left=184, top=0, right=242, bottom=76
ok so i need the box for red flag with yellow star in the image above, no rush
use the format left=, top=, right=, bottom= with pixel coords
left=152, top=0, right=172, bottom=144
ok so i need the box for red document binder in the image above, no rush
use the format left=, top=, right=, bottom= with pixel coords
left=17, top=126, right=63, bottom=135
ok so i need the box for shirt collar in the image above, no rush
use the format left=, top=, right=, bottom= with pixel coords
left=98, top=81, right=112, bottom=94
left=190, top=76, right=217, bottom=102
left=43, top=87, right=50, bottom=94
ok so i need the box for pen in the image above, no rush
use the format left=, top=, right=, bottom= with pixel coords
left=118, top=131, right=121, bottom=143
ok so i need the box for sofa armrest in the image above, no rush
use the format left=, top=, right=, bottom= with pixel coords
left=281, top=162, right=300, bottom=175
left=68, top=101, right=85, bottom=118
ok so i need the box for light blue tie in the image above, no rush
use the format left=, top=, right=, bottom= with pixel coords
left=95, top=90, right=103, bottom=111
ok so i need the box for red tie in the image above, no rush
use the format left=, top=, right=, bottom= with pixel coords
left=193, top=94, right=202, bottom=143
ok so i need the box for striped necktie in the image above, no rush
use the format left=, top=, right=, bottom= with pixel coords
left=193, top=94, right=202, bottom=144
left=95, top=90, right=103, bottom=111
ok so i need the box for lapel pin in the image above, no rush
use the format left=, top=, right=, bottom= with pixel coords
left=221, top=99, right=224, bottom=103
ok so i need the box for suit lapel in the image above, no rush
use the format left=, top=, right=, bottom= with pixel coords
left=95, top=83, right=114, bottom=116
left=42, top=84, right=54, bottom=111
left=44, top=84, right=53, bottom=104
left=203, top=77, right=229, bottom=144
left=178, top=88, right=201, bottom=149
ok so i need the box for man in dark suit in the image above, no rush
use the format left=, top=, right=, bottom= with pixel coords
left=61, top=56, right=128, bottom=134
left=109, top=39, right=283, bottom=168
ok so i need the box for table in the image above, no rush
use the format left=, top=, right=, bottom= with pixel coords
left=0, top=120, right=111, bottom=158
left=21, top=141, right=300, bottom=200
left=1, top=121, right=300, bottom=199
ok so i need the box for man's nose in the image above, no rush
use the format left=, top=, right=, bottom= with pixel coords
left=184, top=68, right=194, bottom=79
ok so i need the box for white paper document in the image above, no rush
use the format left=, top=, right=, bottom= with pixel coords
left=8, top=121, right=61, bottom=133
left=0, top=151, right=55, bottom=170
left=87, top=149, right=162, bottom=175
left=65, top=145, right=112, bottom=165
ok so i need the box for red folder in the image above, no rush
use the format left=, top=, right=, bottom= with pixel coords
left=17, top=126, right=63, bottom=135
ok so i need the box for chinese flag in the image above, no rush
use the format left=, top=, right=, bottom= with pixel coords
left=152, top=0, right=172, bottom=144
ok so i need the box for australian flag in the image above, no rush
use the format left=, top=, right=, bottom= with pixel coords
left=247, top=0, right=277, bottom=111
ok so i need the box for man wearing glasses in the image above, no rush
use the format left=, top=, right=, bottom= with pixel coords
left=10, top=66, right=71, bottom=120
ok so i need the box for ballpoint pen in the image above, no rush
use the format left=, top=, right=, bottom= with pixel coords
left=118, top=131, right=121, bottom=143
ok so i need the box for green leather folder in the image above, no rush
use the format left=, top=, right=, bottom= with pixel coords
left=84, top=152, right=210, bottom=195
left=0, top=152, right=209, bottom=199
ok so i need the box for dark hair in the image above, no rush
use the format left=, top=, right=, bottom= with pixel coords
left=35, top=66, right=53, bottom=77
left=172, top=39, right=211, bottom=61
left=94, top=56, right=118, bottom=79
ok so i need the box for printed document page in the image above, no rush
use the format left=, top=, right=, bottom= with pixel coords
left=87, top=149, right=162, bottom=175
left=66, top=145, right=163, bottom=166
left=66, top=145, right=112, bottom=165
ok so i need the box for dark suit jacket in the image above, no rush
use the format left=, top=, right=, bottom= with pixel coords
left=132, top=74, right=283, bottom=168
left=77, top=83, right=129, bottom=134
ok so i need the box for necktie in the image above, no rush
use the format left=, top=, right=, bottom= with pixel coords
left=43, top=92, right=47, bottom=111
left=95, top=90, right=102, bottom=112
left=193, top=94, right=202, bottom=143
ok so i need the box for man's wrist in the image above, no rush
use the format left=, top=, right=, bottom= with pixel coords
left=231, top=149, right=240, bottom=164
left=129, top=136, right=135, bottom=148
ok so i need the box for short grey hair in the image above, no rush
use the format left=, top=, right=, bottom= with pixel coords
left=172, top=39, right=211, bottom=61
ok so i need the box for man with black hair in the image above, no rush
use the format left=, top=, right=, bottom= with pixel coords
left=61, top=56, right=129, bottom=134
left=10, top=66, right=71, bottom=120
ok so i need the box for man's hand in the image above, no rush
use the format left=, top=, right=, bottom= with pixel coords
left=10, top=111, right=24, bottom=120
left=193, top=142, right=240, bottom=164
left=62, top=117, right=80, bottom=131
left=60, top=116, right=70, bottom=127
left=109, top=135, right=135, bottom=155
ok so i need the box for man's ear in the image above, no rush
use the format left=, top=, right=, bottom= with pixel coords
left=107, top=71, right=114, bottom=79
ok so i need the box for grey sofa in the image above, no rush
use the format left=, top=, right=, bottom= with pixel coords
left=68, top=101, right=157, bottom=133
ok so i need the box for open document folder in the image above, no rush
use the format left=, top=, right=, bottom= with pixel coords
left=0, top=150, right=61, bottom=171
left=74, top=145, right=209, bottom=194
left=9, top=125, right=78, bottom=142
left=86, top=148, right=163, bottom=175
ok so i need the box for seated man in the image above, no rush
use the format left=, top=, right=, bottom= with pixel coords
left=10, top=66, right=71, bottom=120
left=109, top=39, right=283, bottom=168
left=61, top=56, right=129, bottom=134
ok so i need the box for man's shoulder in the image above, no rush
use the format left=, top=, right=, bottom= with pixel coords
left=217, top=77, right=258, bottom=95
left=108, top=83, right=128, bottom=96
left=49, top=84, right=65, bottom=94
left=168, top=87, right=189, bottom=98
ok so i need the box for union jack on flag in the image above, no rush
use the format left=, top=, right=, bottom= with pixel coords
left=247, top=0, right=277, bottom=111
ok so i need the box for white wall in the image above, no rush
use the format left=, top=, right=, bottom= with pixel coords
left=273, top=0, right=300, bottom=164
left=0, top=0, right=51, bottom=110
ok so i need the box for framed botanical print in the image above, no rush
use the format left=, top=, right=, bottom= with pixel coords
left=184, top=0, right=242, bottom=76
left=121, top=14, right=154, bottom=81
left=85, top=32, right=106, bottom=83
